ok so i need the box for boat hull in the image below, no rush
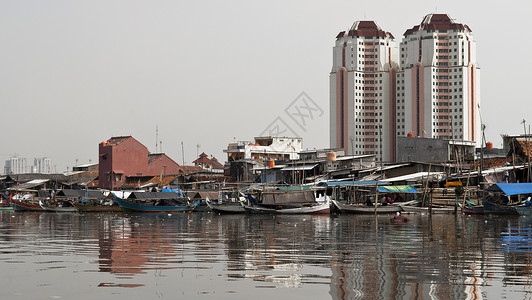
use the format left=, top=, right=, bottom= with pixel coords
left=39, top=201, right=77, bottom=212
left=206, top=200, right=246, bottom=214
left=244, top=201, right=331, bottom=214
left=482, top=200, right=519, bottom=215
left=400, top=205, right=461, bottom=214
left=463, top=205, right=484, bottom=215
left=116, top=199, right=199, bottom=212
left=10, top=199, right=44, bottom=212
left=72, top=203, right=122, bottom=213
left=332, top=200, right=401, bottom=214
left=515, top=205, right=532, bottom=216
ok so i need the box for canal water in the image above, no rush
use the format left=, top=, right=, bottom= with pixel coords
left=0, top=210, right=531, bottom=299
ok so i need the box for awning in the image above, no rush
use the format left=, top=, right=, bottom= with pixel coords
left=486, top=183, right=532, bottom=196
left=318, top=180, right=386, bottom=187
left=9, top=179, right=50, bottom=190
left=281, top=164, right=318, bottom=171
left=376, top=185, right=420, bottom=193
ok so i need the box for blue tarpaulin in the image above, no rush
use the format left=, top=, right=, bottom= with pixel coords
left=376, top=185, right=420, bottom=193
left=317, top=181, right=386, bottom=187
left=486, top=183, right=532, bottom=196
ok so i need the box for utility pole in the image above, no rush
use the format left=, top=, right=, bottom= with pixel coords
left=181, top=141, right=185, bottom=165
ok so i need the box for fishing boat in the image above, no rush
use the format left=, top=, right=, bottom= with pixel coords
left=0, top=194, right=13, bottom=210
left=10, top=195, right=44, bottom=212
left=400, top=203, right=462, bottom=214
left=330, top=185, right=421, bottom=214
left=71, top=190, right=121, bottom=213
left=206, top=198, right=246, bottom=214
left=462, top=205, right=484, bottom=215
left=116, top=198, right=200, bottom=212
left=72, top=201, right=121, bottom=213
left=482, top=183, right=532, bottom=215
left=39, top=200, right=77, bottom=212
left=331, top=199, right=403, bottom=214
left=243, top=189, right=331, bottom=214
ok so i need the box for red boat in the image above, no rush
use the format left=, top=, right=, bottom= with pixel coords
left=10, top=196, right=44, bottom=212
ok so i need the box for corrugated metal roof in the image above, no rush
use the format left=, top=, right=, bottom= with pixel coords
left=281, top=164, right=318, bottom=171
left=11, top=179, right=50, bottom=190
left=381, top=172, right=444, bottom=183
left=127, top=192, right=182, bottom=200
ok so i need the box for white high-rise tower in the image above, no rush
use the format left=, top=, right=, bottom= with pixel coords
left=398, top=14, right=480, bottom=143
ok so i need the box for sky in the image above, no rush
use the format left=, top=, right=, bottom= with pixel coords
left=1, top=0, right=531, bottom=173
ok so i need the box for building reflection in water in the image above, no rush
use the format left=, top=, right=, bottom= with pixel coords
left=7, top=211, right=532, bottom=298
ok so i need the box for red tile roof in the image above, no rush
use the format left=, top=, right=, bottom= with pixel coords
left=105, top=136, right=132, bottom=146
left=404, top=14, right=471, bottom=36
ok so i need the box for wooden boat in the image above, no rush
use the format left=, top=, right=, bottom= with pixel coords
left=206, top=198, right=246, bottom=214
left=72, top=202, right=122, bottom=213
left=10, top=198, right=44, bottom=212
left=116, top=198, right=200, bottom=212
left=243, top=189, right=331, bottom=214
left=483, top=183, right=532, bottom=215
left=463, top=205, right=484, bottom=215
left=482, top=199, right=519, bottom=215
left=331, top=199, right=403, bottom=214
left=515, top=205, right=532, bottom=216
left=400, top=204, right=462, bottom=214
left=39, top=200, right=77, bottom=212
left=243, top=200, right=331, bottom=214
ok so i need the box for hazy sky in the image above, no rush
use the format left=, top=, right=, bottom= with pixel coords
left=1, top=0, right=530, bottom=173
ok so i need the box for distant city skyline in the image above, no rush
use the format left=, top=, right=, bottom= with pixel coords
left=1, top=1, right=530, bottom=172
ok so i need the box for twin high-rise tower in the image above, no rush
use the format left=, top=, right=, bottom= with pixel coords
left=330, top=14, right=480, bottom=162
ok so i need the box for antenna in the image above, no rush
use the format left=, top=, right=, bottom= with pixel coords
left=155, top=124, right=159, bottom=153
left=160, top=141, right=163, bottom=153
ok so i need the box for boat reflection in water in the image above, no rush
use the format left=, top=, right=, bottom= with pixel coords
left=0, top=211, right=531, bottom=299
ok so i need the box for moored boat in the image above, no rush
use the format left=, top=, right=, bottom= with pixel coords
left=39, top=200, right=77, bottom=212
left=331, top=199, right=403, bottom=214
left=463, top=205, right=484, bottom=215
left=243, top=189, right=331, bottom=214
left=116, top=198, right=200, bottom=212
left=206, top=198, right=246, bottom=214
left=72, top=202, right=122, bottom=213
left=400, top=204, right=462, bottom=214
left=482, top=199, right=519, bottom=215
left=10, top=197, right=44, bottom=212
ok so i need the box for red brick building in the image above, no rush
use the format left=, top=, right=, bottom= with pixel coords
left=98, top=136, right=180, bottom=190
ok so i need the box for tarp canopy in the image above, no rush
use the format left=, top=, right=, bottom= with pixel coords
left=375, top=185, right=420, bottom=194
left=281, top=164, right=318, bottom=171
left=486, top=183, right=532, bottom=196
left=317, top=180, right=386, bottom=187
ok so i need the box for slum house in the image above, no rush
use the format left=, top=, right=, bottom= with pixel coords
left=396, top=136, right=476, bottom=164
left=2, top=173, right=71, bottom=192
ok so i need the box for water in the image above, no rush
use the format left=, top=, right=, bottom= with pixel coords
left=1, top=211, right=532, bottom=299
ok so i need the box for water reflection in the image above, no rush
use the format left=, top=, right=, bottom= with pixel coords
left=2, top=211, right=532, bottom=299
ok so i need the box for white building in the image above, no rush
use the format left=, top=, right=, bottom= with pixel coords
left=330, top=21, right=399, bottom=162
left=398, top=13, right=480, bottom=143
left=4, top=156, right=28, bottom=174
left=330, top=14, right=480, bottom=163
left=33, top=157, right=53, bottom=174
left=224, top=136, right=302, bottom=163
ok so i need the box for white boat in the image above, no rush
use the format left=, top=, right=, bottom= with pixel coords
left=331, top=199, right=402, bottom=214
left=399, top=203, right=461, bottom=214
